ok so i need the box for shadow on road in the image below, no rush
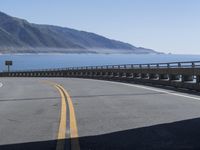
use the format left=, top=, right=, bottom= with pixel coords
left=0, top=118, right=200, bottom=150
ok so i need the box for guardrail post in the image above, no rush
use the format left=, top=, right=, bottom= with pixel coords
left=178, top=62, right=181, bottom=68
left=192, top=62, right=195, bottom=68
left=196, top=76, right=200, bottom=84
left=131, top=64, right=134, bottom=69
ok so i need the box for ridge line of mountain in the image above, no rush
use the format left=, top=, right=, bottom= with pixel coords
left=0, top=11, right=161, bottom=54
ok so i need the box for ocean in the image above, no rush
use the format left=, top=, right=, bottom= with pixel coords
left=0, top=54, right=199, bottom=71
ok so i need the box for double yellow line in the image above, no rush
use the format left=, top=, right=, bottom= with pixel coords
left=45, top=81, right=80, bottom=150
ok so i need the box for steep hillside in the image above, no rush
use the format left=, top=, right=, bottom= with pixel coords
left=0, top=11, right=159, bottom=54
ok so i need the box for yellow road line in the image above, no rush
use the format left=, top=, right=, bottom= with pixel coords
left=43, top=80, right=80, bottom=150
left=57, top=84, right=80, bottom=150
left=55, top=85, right=67, bottom=150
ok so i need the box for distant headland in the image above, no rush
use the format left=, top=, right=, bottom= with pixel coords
left=0, top=11, right=161, bottom=54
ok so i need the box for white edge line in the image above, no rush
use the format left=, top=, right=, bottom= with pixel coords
left=89, top=79, right=200, bottom=101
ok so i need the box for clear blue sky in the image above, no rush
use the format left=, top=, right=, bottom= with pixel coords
left=0, top=0, right=200, bottom=54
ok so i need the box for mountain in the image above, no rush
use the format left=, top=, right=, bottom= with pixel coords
left=0, top=11, right=160, bottom=54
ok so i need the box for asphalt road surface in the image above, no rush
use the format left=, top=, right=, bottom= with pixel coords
left=0, top=77, right=200, bottom=150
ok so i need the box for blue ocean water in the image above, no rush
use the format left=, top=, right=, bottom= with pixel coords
left=0, top=54, right=199, bottom=71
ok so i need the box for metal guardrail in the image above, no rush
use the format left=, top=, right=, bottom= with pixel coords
left=1, top=60, right=200, bottom=91
left=7, top=60, right=200, bottom=72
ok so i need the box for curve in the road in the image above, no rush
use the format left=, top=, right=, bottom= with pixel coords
left=94, top=79, right=200, bottom=101
left=1, top=78, right=200, bottom=149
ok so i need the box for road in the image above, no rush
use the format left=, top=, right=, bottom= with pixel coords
left=0, top=78, right=200, bottom=150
